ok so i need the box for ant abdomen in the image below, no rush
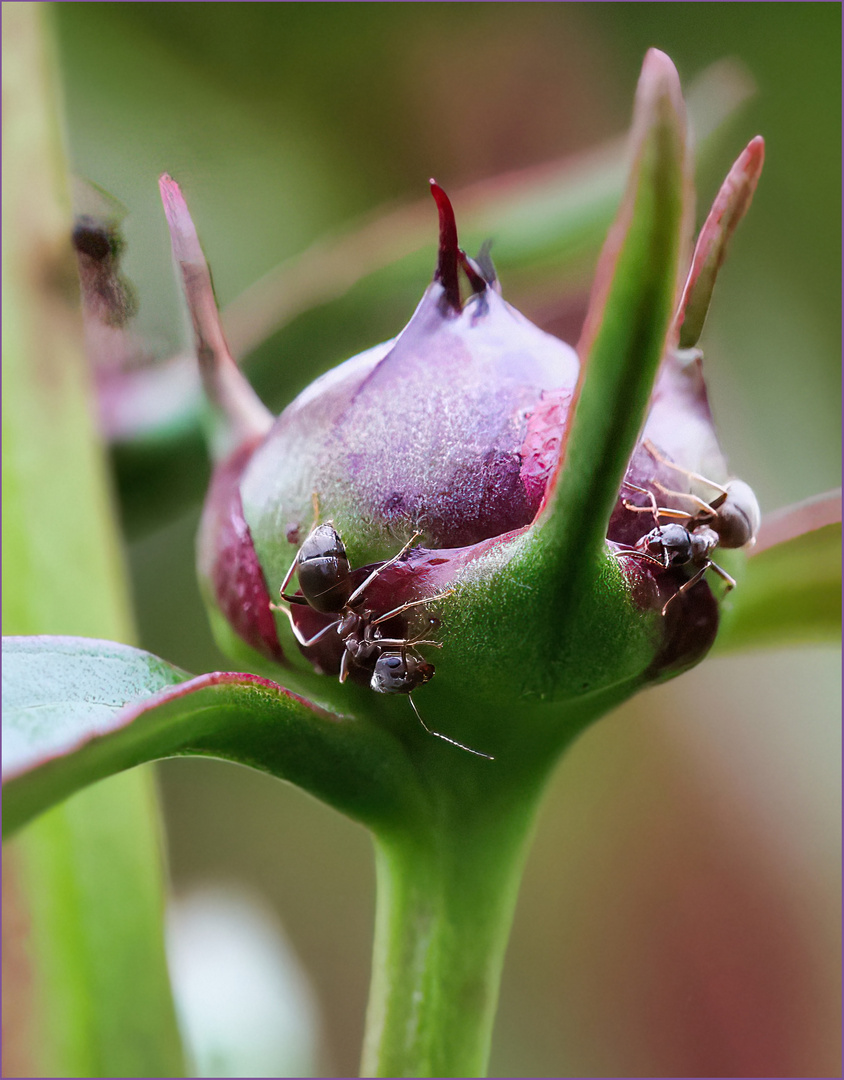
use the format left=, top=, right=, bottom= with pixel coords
left=295, top=523, right=352, bottom=613
left=710, top=479, right=760, bottom=549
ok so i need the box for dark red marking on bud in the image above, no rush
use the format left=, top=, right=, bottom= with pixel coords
left=430, top=180, right=462, bottom=314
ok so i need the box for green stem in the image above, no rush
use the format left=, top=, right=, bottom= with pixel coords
left=359, top=681, right=647, bottom=1078
left=361, top=769, right=547, bottom=1077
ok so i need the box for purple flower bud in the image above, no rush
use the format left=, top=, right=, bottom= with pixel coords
left=241, top=183, right=580, bottom=554
left=161, top=73, right=763, bottom=701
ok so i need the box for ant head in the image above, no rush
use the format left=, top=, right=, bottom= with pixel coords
left=370, top=651, right=435, bottom=695
left=641, top=523, right=692, bottom=566
left=713, top=480, right=761, bottom=548
left=296, top=523, right=352, bottom=613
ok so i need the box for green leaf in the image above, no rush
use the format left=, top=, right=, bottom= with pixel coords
left=3, top=636, right=427, bottom=840
left=715, top=493, right=842, bottom=651
left=2, top=637, right=190, bottom=780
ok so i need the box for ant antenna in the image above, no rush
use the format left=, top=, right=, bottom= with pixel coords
left=370, top=589, right=455, bottom=628
left=269, top=599, right=341, bottom=648
left=346, top=531, right=423, bottom=608
left=407, top=695, right=494, bottom=760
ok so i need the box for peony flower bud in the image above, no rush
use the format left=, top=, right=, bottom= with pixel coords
left=241, top=182, right=580, bottom=559
left=161, top=52, right=763, bottom=733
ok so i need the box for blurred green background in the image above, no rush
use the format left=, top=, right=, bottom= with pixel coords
left=52, top=4, right=839, bottom=1076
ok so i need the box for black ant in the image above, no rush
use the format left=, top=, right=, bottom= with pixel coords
left=71, top=214, right=137, bottom=329
left=615, top=440, right=760, bottom=615
left=272, top=520, right=493, bottom=760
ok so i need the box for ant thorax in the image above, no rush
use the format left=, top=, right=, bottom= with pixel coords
left=291, top=575, right=435, bottom=689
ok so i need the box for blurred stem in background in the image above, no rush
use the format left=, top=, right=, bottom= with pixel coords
left=1, top=5, right=183, bottom=1076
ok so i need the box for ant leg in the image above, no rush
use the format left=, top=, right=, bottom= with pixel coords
left=661, top=563, right=710, bottom=615
left=361, top=612, right=443, bottom=652
left=622, top=481, right=694, bottom=524
left=621, top=482, right=662, bottom=528
left=623, top=500, right=661, bottom=514
left=346, top=532, right=423, bottom=607
left=643, top=439, right=729, bottom=498
left=270, top=595, right=308, bottom=614
left=407, top=695, right=494, bottom=760
left=297, top=618, right=342, bottom=648
left=662, top=557, right=736, bottom=616
left=612, top=548, right=670, bottom=570
left=623, top=480, right=659, bottom=506
left=671, top=557, right=735, bottom=606
left=339, top=648, right=351, bottom=684
left=369, top=637, right=443, bottom=649
left=369, top=589, right=455, bottom=627
left=652, top=481, right=721, bottom=517
left=363, top=615, right=443, bottom=650
left=278, top=493, right=324, bottom=603
left=297, top=620, right=342, bottom=648
left=275, top=602, right=341, bottom=648
left=706, top=559, right=736, bottom=591
left=622, top=499, right=693, bottom=522
left=277, top=550, right=302, bottom=603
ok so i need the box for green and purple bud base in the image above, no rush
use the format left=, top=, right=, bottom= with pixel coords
left=165, top=58, right=761, bottom=774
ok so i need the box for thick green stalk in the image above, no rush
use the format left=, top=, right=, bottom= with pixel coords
left=362, top=776, right=546, bottom=1078
left=2, top=5, right=183, bottom=1075
left=359, top=676, right=646, bottom=1076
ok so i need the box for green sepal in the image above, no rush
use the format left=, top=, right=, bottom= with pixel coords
left=715, top=520, right=841, bottom=651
